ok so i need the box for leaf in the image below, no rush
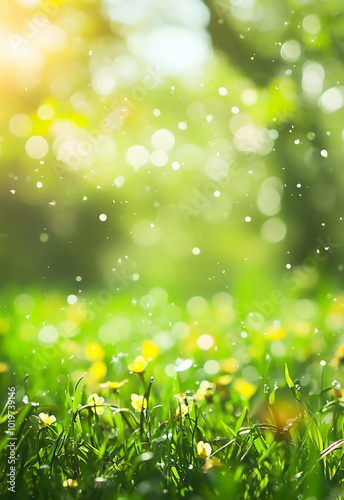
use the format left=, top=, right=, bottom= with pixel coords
left=269, top=390, right=275, bottom=405
left=235, top=407, right=248, bottom=433
left=285, top=364, right=294, bottom=389
left=285, top=364, right=300, bottom=401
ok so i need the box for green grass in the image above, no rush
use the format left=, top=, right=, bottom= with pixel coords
left=1, top=289, right=344, bottom=499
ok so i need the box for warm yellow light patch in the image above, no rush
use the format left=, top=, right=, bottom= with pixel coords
left=85, top=342, right=105, bottom=361
left=233, top=378, right=256, bottom=399
left=221, top=358, right=239, bottom=373
left=142, top=340, right=160, bottom=361
left=215, top=375, right=232, bottom=386
left=89, top=362, right=107, bottom=382
left=265, top=325, right=286, bottom=341
left=293, top=321, right=311, bottom=337
left=0, top=362, right=9, bottom=373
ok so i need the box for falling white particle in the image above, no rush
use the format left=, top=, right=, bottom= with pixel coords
left=153, top=109, right=161, bottom=116
left=245, top=216, right=251, bottom=222
left=214, top=190, right=221, bottom=197
left=320, top=360, right=326, bottom=366
left=37, top=182, right=43, bottom=188
left=99, top=214, right=107, bottom=221
left=178, top=122, right=187, bottom=130
left=218, top=87, right=228, bottom=96
left=192, top=247, right=201, bottom=255
left=172, top=161, right=180, bottom=170
left=132, top=273, right=140, bottom=281
left=294, top=139, right=300, bottom=144
left=296, top=183, right=301, bottom=188
left=286, top=263, right=291, bottom=269
left=321, top=149, right=328, bottom=157
left=10, top=189, right=16, bottom=194
left=231, top=106, right=239, bottom=114
left=206, top=115, right=213, bottom=122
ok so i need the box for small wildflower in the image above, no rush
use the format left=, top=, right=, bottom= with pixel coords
left=174, top=392, right=193, bottom=405
left=87, top=393, right=105, bottom=415
left=194, top=380, right=216, bottom=402
left=38, top=412, right=57, bottom=427
left=175, top=403, right=190, bottom=418
left=196, top=441, right=212, bottom=459
left=63, top=478, right=78, bottom=488
left=128, top=356, right=147, bottom=374
left=100, top=379, right=128, bottom=390
left=131, top=393, right=147, bottom=412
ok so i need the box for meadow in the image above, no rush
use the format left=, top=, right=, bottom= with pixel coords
left=1, top=0, right=344, bottom=498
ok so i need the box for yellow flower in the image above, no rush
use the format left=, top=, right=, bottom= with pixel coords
left=87, top=393, right=105, bottom=415
left=233, top=378, right=256, bottom=400
left=38, top=412, right=57, bottom=426
left=142, top=340, right=160, bottom=361
left=131, top=393, right=147, bottom=412
left=63, top=478, right=78, bottom=488
left=175, top=403, right=191, bottom=418
left=194, top=380, right=216, bottom=401
left=174, top=393, right=193, bottom=405
left=100, top=379, right=128, bottom=390
left=85, top=342, right=105, bottom=361
left=89, top=361, right=107, bottom=382
left=196, top=441, right=212, bottom=459
left=128, top=356, right=147, bottom=374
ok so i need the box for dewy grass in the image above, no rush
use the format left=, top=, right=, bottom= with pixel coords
left=1, top=355, right=344, bottom=499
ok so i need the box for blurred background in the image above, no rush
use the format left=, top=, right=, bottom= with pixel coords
left=1, top=0, right=344, bottom=400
